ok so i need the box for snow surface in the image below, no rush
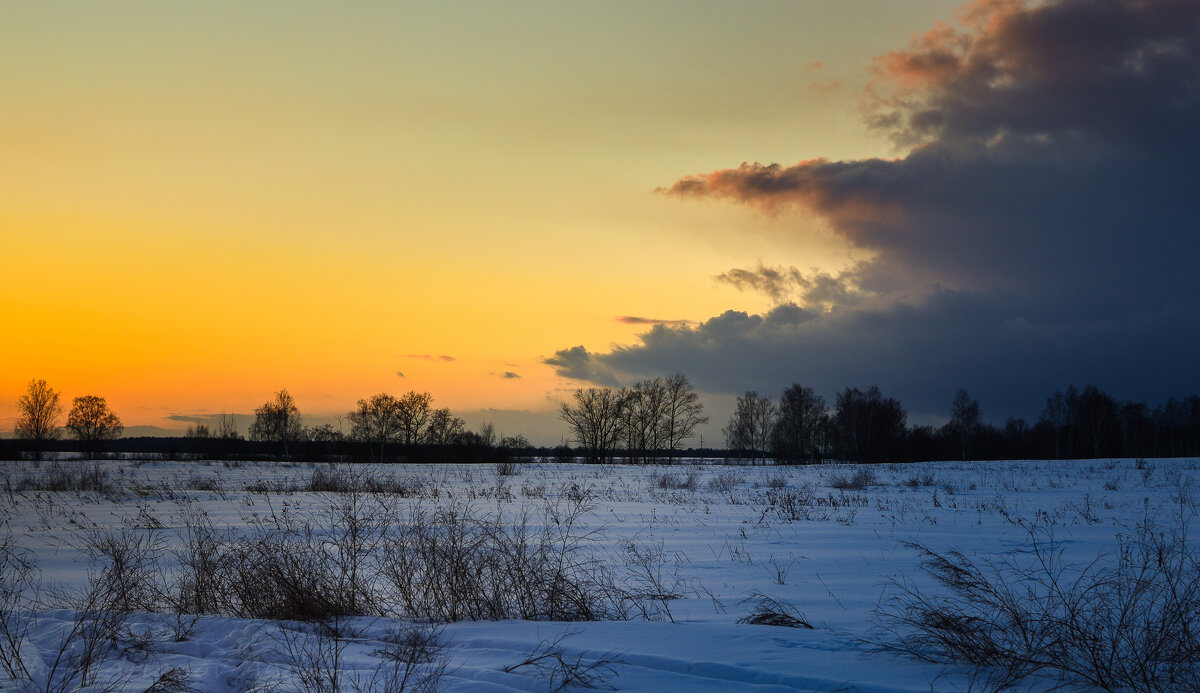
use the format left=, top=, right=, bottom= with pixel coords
left=2, top=457, right=1197, bottom=691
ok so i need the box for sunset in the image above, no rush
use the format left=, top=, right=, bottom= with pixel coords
left=7, top=1, right=1198, bottom=447
left=3, top=3, right=1200, bottom=689
left=4, top=1, right=964, bottom=441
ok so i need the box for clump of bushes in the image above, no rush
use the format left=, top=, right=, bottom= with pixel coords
left=12, top=462, right=117, bottom=494
left=872, top=519, right=1200, bottom=691
left=651, top=469, right=699, bottom=491
left=829, top=468, right=875, bottom=491
left=737, top=592, right=812, bottom=629
left=766, top=483, right=868, bottom=522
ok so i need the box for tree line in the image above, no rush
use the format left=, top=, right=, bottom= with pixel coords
left=2, top=380, right=523, bottom=462
left=725, top=383, right=1200, bottom=463
left=9, top=376, right=1200, bottom=463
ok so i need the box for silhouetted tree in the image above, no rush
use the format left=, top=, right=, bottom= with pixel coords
left=1117, top=401, right=1151, bottom=457
left=306, top=424, right=342, bottom=442
left=349, top=393, right=404, bottom=460
left=618, top=379, right=667, bottom=463
left=1076, top=385, right=1118, bottom=458
left=425, top=408, right=466, bottom=445
left=946, top=388, right=982, bottom=460
left=724, top=391, right=775, bottom=463
left=1039, top=389, right=1072, bottom=458
left=1153, top=396, right=1188, bottom=457
left=250, top=389, right=303, bottom=460
left=831, top=386, right=906, bottom=463
left=14, top=379, right=63, bottom=459
left=396, top=391, right=433, bottom=445
left=559, top=387, right=625, bottom=463
left=477, top=421, right=497, bottom=447
left=661, top=373, right=708, bottom=460
left=185, top=423, right=211, bottom=438
left=65, top=395, right=123, bottom=459
left=771, top=384, right=827, bottom=464
left=216, top=412, right=242, bottom=440
left=500, top=433, right=530, bottom=449
left=1003, top=417, right=1029, bottom=458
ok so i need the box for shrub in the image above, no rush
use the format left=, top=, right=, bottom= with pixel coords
left=829, top=468, right=875, bottom=491
left=377, top=498, right=616, bottom=623
left=0, top=535, right=37, bottom=683
left=503, top=631, right=620, bottom=692
left=872, top=519, right=1200, bottom=691
left=706, top=471, right=743, bottom=494
left=903, top=473, right=936, bottom=488
left=17, top=462, right=116, bottom=494
left=737, top=592, right=813, bottom=629
left=650, top=469, right=699, bottom=491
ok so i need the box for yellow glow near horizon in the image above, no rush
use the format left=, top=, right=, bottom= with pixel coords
left=1, top=1, right=959, bottom=440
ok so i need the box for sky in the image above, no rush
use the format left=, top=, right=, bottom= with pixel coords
left=3, top=0, right=1197, bottom=445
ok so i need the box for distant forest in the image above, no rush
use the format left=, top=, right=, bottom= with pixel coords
left=721, top=384, right=1200, bottom=464
left=5, top=378, right=1200, bottom=464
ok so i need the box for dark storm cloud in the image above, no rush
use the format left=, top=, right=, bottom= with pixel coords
left=554, top=0, right=1200, bottom=418
left=579, top=294, right=1200, bottom=416
left=542, top=346, right=619, bottom=386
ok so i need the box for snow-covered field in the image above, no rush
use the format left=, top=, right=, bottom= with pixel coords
left=2, top=457, right=1197, bottom=692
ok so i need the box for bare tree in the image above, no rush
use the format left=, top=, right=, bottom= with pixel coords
left=216, top=410, right=241, bottom=436
left=250, top=390, right=303, bottom=460
left=1039, top=389, right=1071, bottom=459
left=724, top=391, right=775, bottom=463
left=661, top=373, right=707, bottom=460
left=617, top=385, right=647, bottom=464
left=771, top=384, right=827, bottom=464
left=831, top=385, right=906, bottom=463
left=396, top=391, right=433, bottom=445
left=424, top=408, right=465, bottom=445
left=216, top=412, right=242, bottom=440
left=477, top=421, right=497, bottom=447
left=348, top=393, right=404, bottom=461
left=66, top=395, right=124, bottom=459
left=305, top=424, right=341, bottom=443
left=14, top=378, right=64, bottom=459
left=946, top=388, right=982, bottom=461
left=618, top=379, right=668, bottom=463
left=559, top=387, right=626, bottom=463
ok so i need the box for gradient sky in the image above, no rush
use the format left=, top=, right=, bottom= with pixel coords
left=4, top=1, right=1196, bottom=445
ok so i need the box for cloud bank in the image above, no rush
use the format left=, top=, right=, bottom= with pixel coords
left=552, top=0, right=1200, bottom=418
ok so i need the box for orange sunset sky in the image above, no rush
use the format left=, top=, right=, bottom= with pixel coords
left=4, top=2, right=966, bottom=443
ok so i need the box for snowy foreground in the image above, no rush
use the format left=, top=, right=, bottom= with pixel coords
left=2, top=457, right=1198, bottom=692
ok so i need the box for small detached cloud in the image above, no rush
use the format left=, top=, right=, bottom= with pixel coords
left=164, top=412, right=250, bottom=428
left=500, top=372, right=521, bottom=379
left=716, top=262, right=872, bottom=310
left=405, top=354, right=456, bottom=362
left=165, top=413, right=217, bottom=425
left=616, top=316, right=696, bottom=327
left=396, top=371, right=405, bottom=378
left=808, top=81, right=841, bottom=94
